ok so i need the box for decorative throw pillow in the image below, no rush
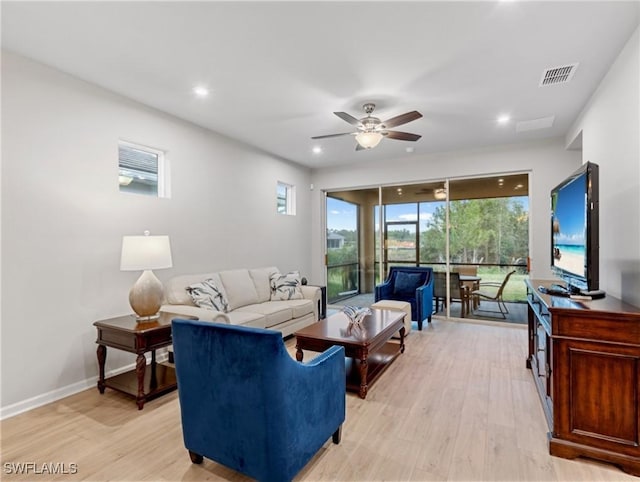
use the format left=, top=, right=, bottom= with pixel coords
left=394, top=272, right=423, bottom=297
left=186, top=278, right=229, bottom=312
left=270, top=271, right=304, bottom=301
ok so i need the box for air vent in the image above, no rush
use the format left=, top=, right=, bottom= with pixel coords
left=540, top=63, right=579, bottom=86
left=516, top=116, right=555, bottom=133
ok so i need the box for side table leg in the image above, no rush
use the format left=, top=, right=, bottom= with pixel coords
left=296, top=347, right=304, bottom=362
left=135, top=354, right=146, bottom=410
left=359, top=358, right=368, bottom=399
left=96, top=345, right=106, bottom=394
left=399, top=326, right=406, bottom=354
left=150, top=350, right=158, bottom=390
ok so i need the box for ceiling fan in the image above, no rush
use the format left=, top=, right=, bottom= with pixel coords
left=312, top=103, right=423, bottom=150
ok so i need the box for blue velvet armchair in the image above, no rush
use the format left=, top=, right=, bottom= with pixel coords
left=374, top=266, right=434, bottom=330
left=171, top=319, right=346, bottom=482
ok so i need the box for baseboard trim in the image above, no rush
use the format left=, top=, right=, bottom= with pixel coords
left=0, top=352, right=168, bottom=420
left=431, top=315, right=526, bottom=329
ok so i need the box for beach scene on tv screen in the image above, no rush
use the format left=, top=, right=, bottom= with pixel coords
left=552, top=174, right=587, bottom=278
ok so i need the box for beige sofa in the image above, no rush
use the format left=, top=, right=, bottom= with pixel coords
left=160, top=267, right=320, bottom=337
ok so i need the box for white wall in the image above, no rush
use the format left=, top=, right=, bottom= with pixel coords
left=566, top=26, right=640, bottom=306
left=310, top=138, right=582, bottom=286
left=0, top=51, right=312, bottom=414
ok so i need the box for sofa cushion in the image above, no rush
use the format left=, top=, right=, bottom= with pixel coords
left=186, top=275, right=229, bottom=312
left=394, top=272, right=422, bottom=296
left=268, top=299, right=314, bottom=319
left=219, top=269, right=260, bottom=311
left=249, top=267, right=279, bottom=303
left=270, top=271, right=303, bottom=301
left=224, top=310, right=267, bottom=329
left=236, top=303, right=292, bottom=328
left=164, top=272, right=219, bottom=306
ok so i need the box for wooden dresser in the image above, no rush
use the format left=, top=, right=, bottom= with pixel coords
left=526, top=279, right=640, bottom=476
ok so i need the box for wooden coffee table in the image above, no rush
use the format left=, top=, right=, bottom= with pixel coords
left=295, top=309, right=405, bottom=399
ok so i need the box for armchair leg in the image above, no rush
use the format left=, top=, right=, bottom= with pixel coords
left=189, top=450, right=203, bottom=464
left=418, top=320, right=423, bottom=331
left=332, top=425, right=342, bottom=444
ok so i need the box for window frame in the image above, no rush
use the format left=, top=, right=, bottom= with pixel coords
left=277, top=181, right=296, bottom=215
left=118, top=140, right=168, bottom=198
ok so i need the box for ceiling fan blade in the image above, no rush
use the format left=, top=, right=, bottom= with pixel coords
left=334, top=112, right=362, bottom=127
left=311, top=132, right=354, bottom=139
left=355, top=143, right=366, bottom=151
left=383, top=131, right=422, bottom=141
left=382, top=111, right=423, bottom=128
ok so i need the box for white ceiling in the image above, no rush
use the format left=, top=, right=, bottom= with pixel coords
left=2, top=1, right=639, bottom=168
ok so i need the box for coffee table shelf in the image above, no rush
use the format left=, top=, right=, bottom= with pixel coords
left=344, top=342, right=401, bottom=394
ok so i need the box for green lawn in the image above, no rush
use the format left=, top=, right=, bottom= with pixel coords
left=475, top=269, right=527, bottom=302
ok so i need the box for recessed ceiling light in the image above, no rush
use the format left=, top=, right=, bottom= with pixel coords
left=193, top=86, right=209, bottom=97
left=405, top=147, right=415, bottom=153
left=312, top=146, right=322, bottom=154
left=497, top=115, right=510, bottom=125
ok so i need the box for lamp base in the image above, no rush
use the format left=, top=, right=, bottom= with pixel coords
left=134, top=313, right=161, bottom=322
left=129, top=270, right=164, bottom=320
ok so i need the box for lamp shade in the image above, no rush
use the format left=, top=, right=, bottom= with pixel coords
left=355, top=131, right=383, bottom=149
left=120, top=235, right=172, bottom=271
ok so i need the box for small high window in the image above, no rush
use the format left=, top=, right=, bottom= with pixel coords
left=118, top=140, right=168, bottom=197
left=277, top=182, right=296, bottom=215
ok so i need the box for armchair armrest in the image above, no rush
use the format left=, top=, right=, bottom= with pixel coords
left=283, top=345, right=346, bottom=446
left=302, top=344, right=344, bottom=368
left=416, top=276, right=434, bottom=325
left=375, top=280, right=393, bottom=301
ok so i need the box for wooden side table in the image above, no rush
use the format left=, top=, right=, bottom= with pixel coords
left=94, top=312, right=194, bottom=409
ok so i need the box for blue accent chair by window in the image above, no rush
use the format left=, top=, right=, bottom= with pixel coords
left=171, top=319, right=346, bottom=482
left=374, top=266, right=434, bottom=330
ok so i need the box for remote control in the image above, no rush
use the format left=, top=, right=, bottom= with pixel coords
left=570, top=294, right=592, bottom=301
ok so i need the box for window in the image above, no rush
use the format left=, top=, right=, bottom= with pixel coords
left=118, top=140, right=167, bottom=197
left=277, top=182, right=296, bottom=215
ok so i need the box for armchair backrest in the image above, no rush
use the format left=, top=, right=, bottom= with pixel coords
left=172, top=321, right=287, bottom=468
left=385, top=266, right=433, bottom=293
left=171, top=319, right=346, bottom=482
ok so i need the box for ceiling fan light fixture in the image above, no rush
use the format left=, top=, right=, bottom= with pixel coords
left=434, top=188, right=447, bottom=200
left=355, top=131, right=383, bottom=149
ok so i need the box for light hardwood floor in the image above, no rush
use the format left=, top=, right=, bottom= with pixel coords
left=1, top=318, right=636, bottom=481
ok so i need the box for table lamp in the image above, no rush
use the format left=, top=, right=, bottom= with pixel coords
left=120, top=231, right=173, bottom=321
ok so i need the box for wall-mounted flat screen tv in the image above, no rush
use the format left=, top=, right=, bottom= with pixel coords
left=550, top=162, right=600, bottom=294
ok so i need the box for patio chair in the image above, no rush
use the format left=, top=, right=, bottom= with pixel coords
left=455, top=266, right=480, bottom=309
left=433, top=271, right=470, bottom=317
left=471, top=270, right=517, bottom=319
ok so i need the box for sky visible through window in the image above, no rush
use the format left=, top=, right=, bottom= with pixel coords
left=328, top=196, right=529, bottom=231
left=327, top=198, right=446, bottom=231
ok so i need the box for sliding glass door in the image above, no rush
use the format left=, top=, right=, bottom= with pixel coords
left=326, top=196, right=359, bottom=303
left=324, top=173, right=530, bottom=318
